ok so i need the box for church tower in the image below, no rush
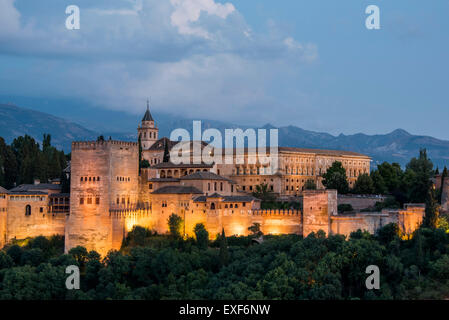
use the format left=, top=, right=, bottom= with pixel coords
left=138, top=99, right=159, bottom=150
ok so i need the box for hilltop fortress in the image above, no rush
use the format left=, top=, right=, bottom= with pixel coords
left=0, top=103, right=428, bottom=256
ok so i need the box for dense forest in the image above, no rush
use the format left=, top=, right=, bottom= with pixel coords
left=0, top=221, right=448, bottom=300
left=0, top=135, right=69, bottom=190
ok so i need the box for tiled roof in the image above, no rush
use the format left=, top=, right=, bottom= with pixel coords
left=148, top=137, right=178, bottom=151
left=10, top=184, right=61, bottom=193
left=0, top=186, right=9, bottom=194
left=152, top=186, right=203, bottom=195
left=193, top=194, right=260, bottom=202
left=180, top=172, right=232, bottom=181
left=9, top=191, right=48, bottom=196
left=278, top=147, right=370, bottom=158
left=152, top=162, right=214, bottom=169
left=148, top=178, right=181, bottom=182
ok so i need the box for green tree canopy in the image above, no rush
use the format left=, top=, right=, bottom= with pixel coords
left=167, top=214, right=183, bottom=238
left=322, top=161, right=349, bottom=194
left=352, top=173, right=375, bottom=194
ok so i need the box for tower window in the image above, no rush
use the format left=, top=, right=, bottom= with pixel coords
left=25, top=205, right=31, bottom=216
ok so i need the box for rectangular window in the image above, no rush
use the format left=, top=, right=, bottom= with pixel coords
left=80, top=198, right=84, bottom=205
left=96, top=197, right=100, bottom=205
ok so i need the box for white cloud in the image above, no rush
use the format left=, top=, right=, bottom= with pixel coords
left=170, top=0, right=235, bottom=39
left=0, top=0, right=21, bottom=36
left=0, top=0, right=318, bottom=124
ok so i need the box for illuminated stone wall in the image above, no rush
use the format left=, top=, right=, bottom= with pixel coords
left=338, top=195, right=386, bottom=211
left=329, top=205, right=425, bottom=238
left=4, top=195, right=65, bottom=243
left=0, top=193, right=8, bottom=248
left=65, top=140, right=139, bottom=256
left=302, top=190, right=338, bottom=236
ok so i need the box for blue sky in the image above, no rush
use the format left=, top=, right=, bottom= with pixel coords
left=0, top=0, right=448, bottom=139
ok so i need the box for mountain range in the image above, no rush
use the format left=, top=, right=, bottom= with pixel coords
left=1, top=103, right=448, bottom=168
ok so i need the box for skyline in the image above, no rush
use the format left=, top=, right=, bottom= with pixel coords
left=0, top=0, right=448, bottom=139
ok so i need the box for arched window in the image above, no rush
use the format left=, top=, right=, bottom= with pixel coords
left=211, top=203, right=216, bottom=210
left=25, top=205, right=31, bottom=216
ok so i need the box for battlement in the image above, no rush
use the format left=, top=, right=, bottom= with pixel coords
left=72, top=140, right=138, bottom=150
left=251, top=209, right=301, bottom=216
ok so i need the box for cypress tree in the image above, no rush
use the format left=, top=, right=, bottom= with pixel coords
left=424, top=186, right=439, bottom=229
left=163, top=140, right=170, bottom=163
left=439, top=166, right=447, bottom=203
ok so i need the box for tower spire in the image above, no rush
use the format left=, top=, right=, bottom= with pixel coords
left=142, top=98, right=154, bottom=122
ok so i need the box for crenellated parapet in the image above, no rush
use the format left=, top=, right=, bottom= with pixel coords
left=72, top=140, right=138, bottom=150
left=251, top=209, right=301, bottom=216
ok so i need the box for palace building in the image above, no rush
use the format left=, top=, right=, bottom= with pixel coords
left=0, top=103, right=426, bottom=255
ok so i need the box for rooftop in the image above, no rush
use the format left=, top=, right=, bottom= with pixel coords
left=152, top=185, right=203, bottom=195
left=278, top=147, right=370, bottom=158
left=180, top=171, right=233, bottom=182
left=152, top=162, right=214, bottom=169
left=0, top=186, right=9, bottom=194
left=10, top=183, right=61, bottom=193
left=193, top=194, right=260, bottom=202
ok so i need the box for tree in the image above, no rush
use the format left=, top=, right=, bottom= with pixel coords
left=248, top=223, right=263, bottom=237
left=376, top=162, right=403, bottom=194
left=352, top=173, right=375, bottom=194
left=167, top=214, right=183, bottom=238
left=304, top=179, right=317, bottom=190
left=424, top=186, right=439, bottom=229
left=439, top=166, right=447, bottom=204
left=371, top=170, right=387, bottom=194
left=404, top=149, right=434, bottom=203
left=163, top=140, right=170, bottom=163
left=252, top=183, right=275, bottom=202
left=194, top=223, right=209, bottom=249
left=219, top=228, right=229, bottom=267
left=322, top=161, right=349, bottom=194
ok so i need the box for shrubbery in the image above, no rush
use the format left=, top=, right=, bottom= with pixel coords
left=0, top=224, right=448, bottom=300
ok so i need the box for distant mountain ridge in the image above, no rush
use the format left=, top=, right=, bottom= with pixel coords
left=1, top=103, right=449, bottom=168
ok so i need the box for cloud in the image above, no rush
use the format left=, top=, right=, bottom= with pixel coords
left=0, top=0, right=21, bottom=36
left=0, top=0, right=318, bottom=124
left=170, top=0, right=235, bottom=38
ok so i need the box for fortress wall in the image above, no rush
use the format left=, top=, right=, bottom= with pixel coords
left=330, top=214, right=391, bottom=237
left=396, top=206, right=425, bottom=236
left=338, top=195, right=386, bottom=211
left=302, top=190, right=337, bottom=236
left=66, top=141, right=139, bottom=256
left=329, top=206, right=425, bottom=238
left=6, top=197, right=65, bottom=241
left=0, top=195, right=7, bottom=248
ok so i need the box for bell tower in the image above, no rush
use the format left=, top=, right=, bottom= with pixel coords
left=138, top=99, right=159, bottom=150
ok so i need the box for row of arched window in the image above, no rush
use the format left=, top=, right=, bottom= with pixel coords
left=116, top=176, right=131, bottom=182
left=80, top=176, right=100, bottom=183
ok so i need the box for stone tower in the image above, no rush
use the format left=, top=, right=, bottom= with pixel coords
left=65, top=140, right=139, bottom=256
left=302, top=190, right=338, bottom=237
left=138, top=99, right=159, bottom=150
